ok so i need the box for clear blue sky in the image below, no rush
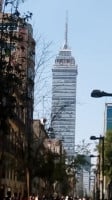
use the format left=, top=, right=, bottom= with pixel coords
left=20, top=0, right=112, bottom=150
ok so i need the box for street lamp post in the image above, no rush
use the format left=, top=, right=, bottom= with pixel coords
left=90, top=136, right=104, bottom=200
left=91, top=89, right=112, bottom=98
left=90, top=89, right=112, bottom=200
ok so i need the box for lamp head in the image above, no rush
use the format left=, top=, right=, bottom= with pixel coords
left=90, top=136, right=97, bottom=140
left=91, top=90, right=103, bottom=98
left=90, top=154, right=95, bottom=157
left=90, top=154, right=100, bottom=158
left=91, top=90, right=112, bottom=98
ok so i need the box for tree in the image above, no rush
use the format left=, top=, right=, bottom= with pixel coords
left=33, top=36, right=53, bottom=121
left=75, top=139, right=91, bottom=155
left=104, top=130, right=112, bottom=178
left=95, top=130, right=112, bottom=179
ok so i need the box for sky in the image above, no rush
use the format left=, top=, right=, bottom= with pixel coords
left=19, top=0, right=112, bottom=152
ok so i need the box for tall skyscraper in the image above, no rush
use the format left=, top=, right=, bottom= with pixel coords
left=51, top=18, right=78, bottom=157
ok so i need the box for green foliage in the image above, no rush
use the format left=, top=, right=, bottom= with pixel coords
left=70, top=154, right=90, bottom=171
left=30, top=148, right=67, bottom=185
left=29, top=141, right=92, bottom=195
left=53, top=160, right=67, bottom=182
left=104, top=130, right=112, bottom=178
left=61, top=176, right=71, bottom=195
left=0, top=0, right=33, bottom=131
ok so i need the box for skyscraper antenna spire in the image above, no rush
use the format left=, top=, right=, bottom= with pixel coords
left=64, top=10, right=68, bottom=49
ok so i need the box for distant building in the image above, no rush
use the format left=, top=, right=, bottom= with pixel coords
left=32, top=120, right=49, bottom=194
left=104, top=103, right=112, bottom=199
left=51, top=17, right=78, bottom=158
left=33, top=119, right=49, bottom=144
left=104, top=103, right=112, bottom=131
left=76, top=155, right=91, bottom=198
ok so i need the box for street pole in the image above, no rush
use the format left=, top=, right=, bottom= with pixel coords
left=98, top=155, right=101, bottom=200
left=102, top=137, right=104, bottom=200
left=90, top=135, right=104, bottom=200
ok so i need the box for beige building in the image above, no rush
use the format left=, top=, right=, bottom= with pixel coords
left=44, top=138, right=62, bottom=155
left=32, top=120, right=65, bottom=196
left=0, top=10, right=35, bottom=198
left=32, top=120, right=49, bottom=195
left=0, top=0, right=3, bottom=12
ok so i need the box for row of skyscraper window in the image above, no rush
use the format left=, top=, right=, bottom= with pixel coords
left=55, top=58, right=75, bottom=65
left=53, top=91, right=76, bottom=94
left=52, top=97, right=76, bottom=101
left=53, top=84, right=76, bottom=88
left=52, top=109, right=76, bottom=113
left=53, top=77, right=76, bottom=80
left=52, top=113, right=75, bottom=118
left=53, top=85, right=76, bottom=89
left=53, top=72, right=77, bottom=76
left=53, top=94, right=76, bottom=97
left=53, top=68, right=77, bottom=72
left=53, top=114, right=75, bottom=120
left=55, top=130, right=75, bottom=134
left=58, top=50, right=71, bottom=56
left=52, top=124, right=75, bottom=128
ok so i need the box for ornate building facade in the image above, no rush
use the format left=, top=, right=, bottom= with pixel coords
left=0, top=9, right=35, bottom=197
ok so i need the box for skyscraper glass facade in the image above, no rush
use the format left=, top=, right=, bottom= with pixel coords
left=51, top=44, right=78, bottom=157
left=105, top=103, right=112, bottom=131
